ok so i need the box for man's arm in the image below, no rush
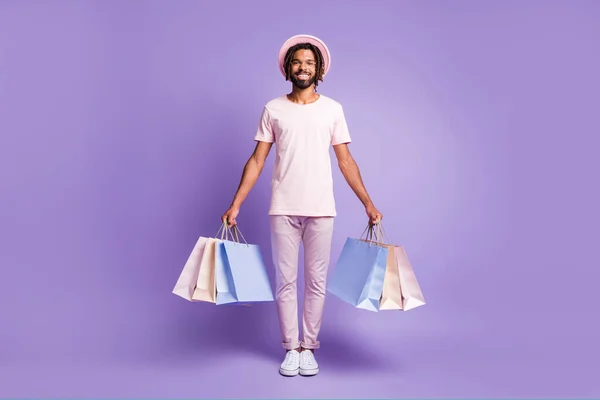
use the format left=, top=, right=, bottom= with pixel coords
left=333, top=143, right=382, bottom=224
left=222, top=141, right=273, bottom=225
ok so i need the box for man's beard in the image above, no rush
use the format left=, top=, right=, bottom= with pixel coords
left=290, top=73, right=316, bottom=89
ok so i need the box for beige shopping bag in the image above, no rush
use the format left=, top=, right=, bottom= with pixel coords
left=172, top=224, right=229, bottom=302
left=395, top=245, right=426, bottom=310
left=361, top=223, right=425, bottom=311
left=379, top=245, right=404, bottom=310
left=191, top=237, right=217, bottom=303
left=172, top=236, right=209, bottom=301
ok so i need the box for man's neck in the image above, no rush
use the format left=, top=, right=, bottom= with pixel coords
left=287, top=86, right=320, bottom=104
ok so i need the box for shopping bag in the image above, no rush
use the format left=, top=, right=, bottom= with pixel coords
left=172, top=235, right=209, bottom=301
left=172, top=224, right=224, bottom=303
left=215, top=237, right=237, bottom=305
left=368, top=223, right=426, bottom=311
left=395, top=245, right=426, bottom=310
left=191, top=237, right=217, bottom=303
left=327, top=227, right=388, bottom=312
left=216, top=225, right=275, bottom=305
left=379, top=247, right=405, bottom=310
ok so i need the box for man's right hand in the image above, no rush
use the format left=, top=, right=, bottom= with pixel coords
left=222, top=205, right=240, bottom=227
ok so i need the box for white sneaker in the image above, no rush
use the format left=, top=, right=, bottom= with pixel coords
left=279, top=350, right=300, bottom=377
left=299, top=349, right=319, bottom=376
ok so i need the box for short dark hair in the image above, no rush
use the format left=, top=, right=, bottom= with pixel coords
left=282, top=43, right=325, bottom=90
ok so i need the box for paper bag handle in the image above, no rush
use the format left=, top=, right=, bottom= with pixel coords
left=361, top=221, right=391, bottom=246
left=215, top=222, right=249, bottom=246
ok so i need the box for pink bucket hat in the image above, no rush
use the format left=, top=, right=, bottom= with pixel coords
left=278, top=34, right=331, bottom=78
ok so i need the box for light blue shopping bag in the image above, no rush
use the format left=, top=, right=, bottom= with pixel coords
left=327, top=233, right=389, bottom=312
left=215, top=225, right=274, bottom=305
left=215, top=238, right=238, bottom=305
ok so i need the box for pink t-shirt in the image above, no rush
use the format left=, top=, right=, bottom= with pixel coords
left=254, top=94, right=352, bottom=217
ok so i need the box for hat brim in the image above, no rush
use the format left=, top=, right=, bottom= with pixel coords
left=278, top=34, right=331, bottom=78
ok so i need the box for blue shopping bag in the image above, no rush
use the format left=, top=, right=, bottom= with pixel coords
left=327, top=235, right=388, bottom=312
left=215, top=225, right=274, bottom=305
left=215, top=238, right=238, bottom=305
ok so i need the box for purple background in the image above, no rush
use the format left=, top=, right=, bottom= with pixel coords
left=1, top=0, right=599, bottom=398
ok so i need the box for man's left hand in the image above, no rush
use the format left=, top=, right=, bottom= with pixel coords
left=366, top=204, right=383, bottom=225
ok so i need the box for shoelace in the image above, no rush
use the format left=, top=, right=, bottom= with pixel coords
left=284, top=351, right=299, bottom=366
left=301, top=351, right=315, bottom=366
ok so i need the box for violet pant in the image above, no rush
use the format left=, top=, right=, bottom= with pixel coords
left=270, top=215, right=334, bottom=350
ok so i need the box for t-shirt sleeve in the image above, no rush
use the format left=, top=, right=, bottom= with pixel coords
left=254, top=106, right=275, bottom=143
left=331, top=104, right=352, bottom=145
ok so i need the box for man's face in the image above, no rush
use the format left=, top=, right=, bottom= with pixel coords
left=289, top=49, right=317, bottom=89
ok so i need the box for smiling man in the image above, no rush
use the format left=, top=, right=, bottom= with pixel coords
left=222, top=34, right=382, bottom=377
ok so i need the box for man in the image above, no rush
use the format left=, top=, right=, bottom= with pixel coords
left=221, top=34, right=382, bottom=377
